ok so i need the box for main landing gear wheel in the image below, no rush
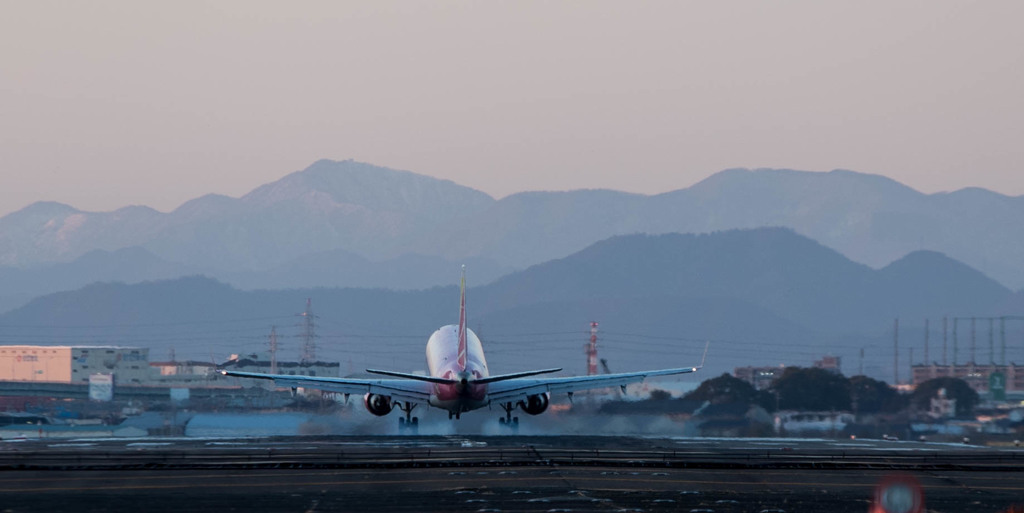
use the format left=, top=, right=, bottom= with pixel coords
left=398, top=403, right=419, bottom=432
left=498, top=402, right=520, bottom=431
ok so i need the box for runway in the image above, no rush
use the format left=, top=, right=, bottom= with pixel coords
left=2, top=435, right=1023, bottom=512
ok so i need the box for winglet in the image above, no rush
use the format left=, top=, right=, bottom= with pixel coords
left=698, top=341, right=709, bottom=369
left=457, top=265, right=468, bottom=371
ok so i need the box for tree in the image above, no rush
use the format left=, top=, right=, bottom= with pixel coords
left=753, top=389, right=778, bottom=413
left=849, top=375, right=906, bottom=414
left=685, top=373, right=758, bottom=405
left=649, top=389, right=672, bottom=401
left=771, top=367, right=851, bottom=411
left=910, top=377, right=979, bottom=418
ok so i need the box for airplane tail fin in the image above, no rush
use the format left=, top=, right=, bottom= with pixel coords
left=457, top=265, right=467, bottom=371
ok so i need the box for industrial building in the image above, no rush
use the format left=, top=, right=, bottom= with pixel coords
left=911, top=362, right=1024, bottom=394
left=1, top=345, right=344, bottom=389
left=0, top=346, right=151, bottom=384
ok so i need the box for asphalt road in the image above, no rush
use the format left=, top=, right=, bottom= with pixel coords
left=2, top=435, right=1023, bottom=512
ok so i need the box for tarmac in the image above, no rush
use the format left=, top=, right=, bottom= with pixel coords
left=2, top=435, right=1023, bottom=512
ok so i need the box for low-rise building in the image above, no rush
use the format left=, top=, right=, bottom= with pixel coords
left=774, top=410, right=855, bottom=433
left=0, top=346, right=151, bottom=384
left=735, top=356, right=842, bottom=390
left=149, top=360, right=219, bottom=384
left=813, top=355, right=842, bottom=374
left=733, top=365, right=785, bottom=390
left=911, top=362, right=1024, bottom=394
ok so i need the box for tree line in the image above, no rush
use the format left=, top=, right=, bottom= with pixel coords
left=683, top=368, right=980, bottom=418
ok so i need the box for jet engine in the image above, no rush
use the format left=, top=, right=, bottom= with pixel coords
left=518, top=393, right=549, bottom=415
left=363, top=394, right=393, bottom=416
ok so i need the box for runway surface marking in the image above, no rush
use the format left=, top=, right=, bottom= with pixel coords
left=3, top=465, right=1020, bottom=486
left=3, top=472, right=1022, bottom=494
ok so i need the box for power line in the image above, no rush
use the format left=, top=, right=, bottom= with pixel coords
left=0, top=315, right=296, bottom=330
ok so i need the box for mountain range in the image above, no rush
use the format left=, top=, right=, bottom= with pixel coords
left=2, top=159, right=1023, bottom=315
left=3, top=228, right=1021, bottom=381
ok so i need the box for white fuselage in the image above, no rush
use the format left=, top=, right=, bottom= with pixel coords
left=425, top=325, right=490, bottom=413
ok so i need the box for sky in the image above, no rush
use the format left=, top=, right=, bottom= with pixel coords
left=2, top=1, right=1023, bottom=217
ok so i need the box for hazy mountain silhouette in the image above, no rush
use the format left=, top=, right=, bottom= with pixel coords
left=3, top=229, right=1019, bottom=380
left=220, top=250, right=511, bottom=291
left=0, top=160, right=494, bottom=271
left=0, top=247, right=195, bottom=313
left=0, top=160, right=498, bottom=309
left=3, top=160, right=1024, bottom=305
left=421, top=168, right=1024, bottom=290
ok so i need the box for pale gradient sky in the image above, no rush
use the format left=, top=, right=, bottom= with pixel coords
left=2, top=1, right=1023, bottom=217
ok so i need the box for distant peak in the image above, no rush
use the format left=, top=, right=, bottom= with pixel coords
left=939, top=186, right=1012, bottom=201
left=688, top=167, right=923, bottom=196
left=883, top=249, right=985, bottom=275
left=171, top=193, right=238, bottom=216
left=112, top=205, right=161, bottom=216
left=241, top=158, right=494, bottom=206
left=881, top=250, right=1010, bottom=292
left=296, top=158, right=451, bottom=183
left=8, top=201, right=80, bottom=217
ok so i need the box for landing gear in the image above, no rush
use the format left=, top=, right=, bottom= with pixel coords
left=498, top=402, right=519, bottom=431
left=397, top=402, right=419, bottom=432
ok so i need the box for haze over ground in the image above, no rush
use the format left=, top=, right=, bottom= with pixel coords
left=2, top=1, right=1023, bottom=216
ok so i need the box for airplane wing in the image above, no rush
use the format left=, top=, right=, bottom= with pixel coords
left=486, top=344, right=708, bottom=404
left=220, top=370, right=433, bottom=404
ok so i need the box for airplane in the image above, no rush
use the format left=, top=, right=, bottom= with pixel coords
left=221, top=267, right=707, bottom=430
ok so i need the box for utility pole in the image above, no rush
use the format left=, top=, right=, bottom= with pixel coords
left=269, top=326, right=278, bottom=375
left=1001, top=316, right=1007, bottom=365
left=299, top=298, right=317, bottom=364
left=859, top=347, right=864, bottom=376
left=894, top=318, right=899, bottom=385
left=970, top=317, right=976, bottom=364
left=953, top=317, right=958, bottom=365
left=989, top=317, right=995, bottom=365
left=924, top=318, right=929, bottom=366
left=585, top=322, right=599, bottom=376
left=909, top=347, right=914, bottom=386
left=942, top=316, right=948, bottom=366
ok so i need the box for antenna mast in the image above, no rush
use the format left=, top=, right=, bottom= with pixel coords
left=269, top=326, right=278, bottom=374
left=299, top=298, right=317, bottom=364
left=586, top=322, right=599, bottom=376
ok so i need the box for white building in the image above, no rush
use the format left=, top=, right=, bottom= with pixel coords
left=774, top=411, right=855, bottom=433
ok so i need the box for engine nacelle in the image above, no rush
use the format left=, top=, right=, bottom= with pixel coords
left=518, top=393, right=550, bottom=415
left=363, top=393, right=393, bottom=416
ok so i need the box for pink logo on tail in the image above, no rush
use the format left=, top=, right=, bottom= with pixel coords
left=457, top=267, right=467, bottom=370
